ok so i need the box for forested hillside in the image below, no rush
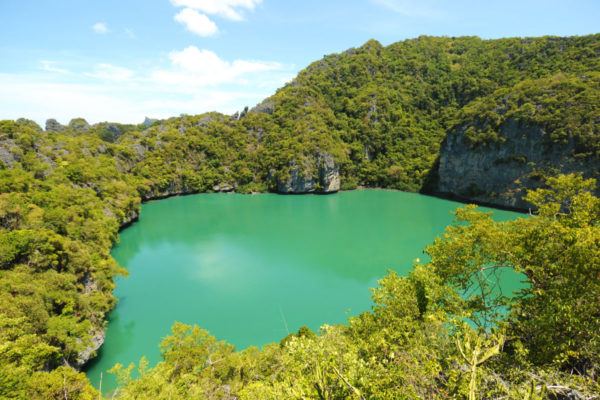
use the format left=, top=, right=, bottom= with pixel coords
left=1, top=34, right=599, bottom=398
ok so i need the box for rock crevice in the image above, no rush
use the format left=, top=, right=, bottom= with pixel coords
left=277, top=152, right=340, bottom=194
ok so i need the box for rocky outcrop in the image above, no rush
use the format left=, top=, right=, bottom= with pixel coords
left=143, top=117, right=158, bottom=127
left=195, top=114, right=218, bottom=128
left=230, top=106, right=249, bottom=122
left=45, top=118, right=65, bottom=132
left=68, top=118, right=90, bottom=132
left=75, top=328, right=105, bottom=369
left=213, top=183, right=235, bottom=192
left=438, top=118, right=600, bottom=209
left=119, top=208, right=140, bottom=229
left=547, top=385, right=585, bottom=400
left=318, top=153, right=341, bottom=193
left=140, top=181, right=198, bottom=201
left=277, top=152, right=340, bottom=194
left=251, top=99, right=275, bottom=115
left=16, top=118, right=43, bottom=133
left=0, top=139, right=18, bottom=167
left=74, top=274, right=106, bottom=368
left=132, top=143, right=147, bottom=159
left=35, top=152, right=55, bottom=177
left=98, top=123, right=125, bottom=142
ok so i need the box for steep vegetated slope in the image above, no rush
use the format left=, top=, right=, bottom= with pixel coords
left=268, top=35, right=599, bottom=196
left=0, top=35, right=599, bottom=398
left=440, top=72, right=600, bottom=207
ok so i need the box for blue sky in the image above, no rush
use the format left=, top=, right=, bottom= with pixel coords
left=0, top=0, right=598, bottom=126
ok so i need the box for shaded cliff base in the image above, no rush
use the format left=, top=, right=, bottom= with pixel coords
left=423, top=190, right=530, bottom=214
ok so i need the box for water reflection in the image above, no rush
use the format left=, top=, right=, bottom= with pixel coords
left=88, top=190, right=522, bottom=393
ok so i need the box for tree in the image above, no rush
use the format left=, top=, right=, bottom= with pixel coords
left=426, top=174, right=600, bottom=377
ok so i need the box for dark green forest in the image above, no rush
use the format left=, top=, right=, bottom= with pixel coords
left=0, top=34, right=599, bottom=398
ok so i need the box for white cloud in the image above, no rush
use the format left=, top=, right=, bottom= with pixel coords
left=41, top=61, right=69, bottom=74
left=0, top=73, right=273, bottom=126
left=174, top=8, right=218, bottom=36
left=152, top=46, right=281, bottom=87
left=0, top=48, right=291, bottom=126
left=169, top=46, right=228, bottom=72
left=124, top=28, right=135, bottom=38
left=0, top=77, right=142, bottom=125
left=92, top=22, right=109, bottom=34
left=87, top=64, right=135, bottom=82
left=170, top=0, right=262, bottom=21
left=371, top=0, right=447, bottom=19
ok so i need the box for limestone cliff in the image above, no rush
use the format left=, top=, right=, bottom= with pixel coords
left=74, top=274, right=106, bottom=368
left=75, top=329, right=105, bottom=369
left=438, top=118, right=600, bottom=209
left=277, top=152, right=340, bottom=194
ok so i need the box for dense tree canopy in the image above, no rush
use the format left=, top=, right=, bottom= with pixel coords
left=0, top=34, right=599, bottom=398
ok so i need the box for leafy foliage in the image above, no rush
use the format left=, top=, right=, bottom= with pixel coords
left=1, top=34, right=599, bottom=398
left=457, top=73, right=600, bottom=154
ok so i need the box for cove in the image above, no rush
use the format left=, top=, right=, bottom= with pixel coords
left=85, top=190, right=523, bottom=393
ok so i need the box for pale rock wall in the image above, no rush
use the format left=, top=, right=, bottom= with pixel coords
left=438, top=118, right=600, bottom=209
left=277, top=152, right=340, bottom=194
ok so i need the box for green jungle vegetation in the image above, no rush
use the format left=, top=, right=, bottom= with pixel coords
left=0, top=34, right=599, bottom=398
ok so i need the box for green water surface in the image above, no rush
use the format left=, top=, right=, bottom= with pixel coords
left=85, top=190, right=523, bottom=393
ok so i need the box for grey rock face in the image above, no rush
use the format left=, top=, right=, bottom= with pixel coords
left=278, top=160, right=317, bottom=193
left=119, top=208, right=140, bottom=229
left=35, top=153, right=55, bottom=176
left=438, top=118, right=600, bottom=209
left=0, top=140, right=18, bottom=167
left=213, top=183, right=234, bottom=192
left=101, top=124, right=124, bottom=142
left=132, top=143, right=147, bottom=159
left=546, top=385, right=585, bottom=400
left=196, top=115, right=216, bottom=128
left=73, top=274, right=105, bottom=368
left=318, top=153, right=341, bottom=192
left=68, top=118, right=90, bottom=132
left=75, top=328, right=105, bottom=368
left=16, top=118, right=43, bottom=133
left=277, top=152, right=340, bottom=194
left=140, top=180, right=197, bottom=202
left=143, top=117, right=158, bottom=127
left=251, top=99, right=275, bottom=115
left=45, top=119, right=65, bottom=132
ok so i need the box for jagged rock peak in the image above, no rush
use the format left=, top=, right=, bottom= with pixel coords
left=16, top=118, right=43, bottom=133
left=68, top=118, right=90, bottom=132
left=143, top=117, right=158, bottom=127
left=45, top=118, right=65, bottom=132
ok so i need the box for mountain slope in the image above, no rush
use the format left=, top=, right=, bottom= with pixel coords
left=0, top=34, right=599, bottom=397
